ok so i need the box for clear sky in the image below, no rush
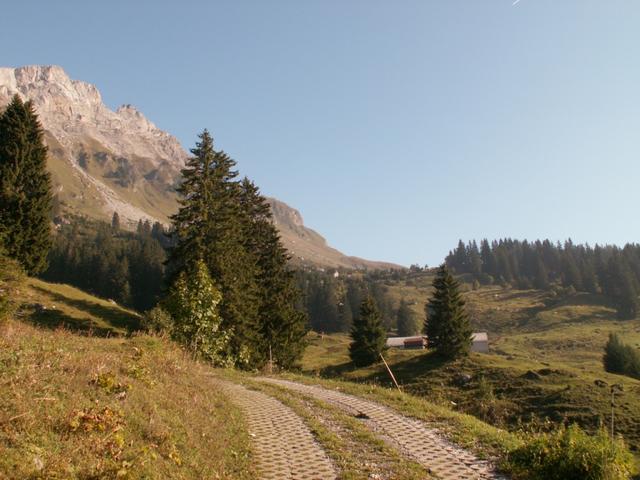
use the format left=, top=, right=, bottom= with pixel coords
left=2, top=1, right=639, bottom=267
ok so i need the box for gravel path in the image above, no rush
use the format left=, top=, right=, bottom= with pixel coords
left=257, top=378, right=504, bottom=480
left=219, top=381, right=337, bottom=480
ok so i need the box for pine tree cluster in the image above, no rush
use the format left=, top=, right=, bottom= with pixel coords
left=603, top=333, right=640, bottom=380
left=396, top=298, right=421, bottom=337
left=296, top=269, right=396, bottom=333
left=446, top=239, right=640, bottom=319
left=0, top=95, right=52, bottom=274
left=42, top=216, right=167, bottom=311
left=166, top=130, right=306, bottom=369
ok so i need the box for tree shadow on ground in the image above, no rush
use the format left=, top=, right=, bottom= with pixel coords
left=28, top=285, right=139, bottom=335
left=28, top=308, right=119, bottom=336
left=363, top=350, right=451, bottom=384
left=317, top=349, right=451, bottom=387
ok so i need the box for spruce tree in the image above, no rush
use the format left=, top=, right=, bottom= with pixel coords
left=396, top=298, right=420, bottom=336
left=480, top=239, right=496, bottom=278
left=349, top=296, right=387, bottom=367
left=167, top=130, right=259, bottom=366
left=533, top=256, right=549, bottom=290
left=340, top=299, right=354, bottom=332
left=238, top=178, right=307, bottom=369
left=309, top=279, right=341, bottom=332
left=602, top=254, right=639, bottom=320
left=111, top=211, right=120, bottom=231
left=424, top=265, right=473, bottom=359
left=0, top=95, right=52, bottom=274
left=346, top=280, right=364, bottom=322
left=603, top=333, right=640, bottom=379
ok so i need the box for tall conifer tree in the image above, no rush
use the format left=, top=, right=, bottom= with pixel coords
left=168, top=130, right=259, bottom=366
left=0, top=95, right=52, bottom=274
left=238, top=178, right=307, bottom=369
left=111, top=211, right=121, bottom=231
left=424, top=265, right=472, bottom=359
left=397, top=298, right=420, bottom=336
left=602, top=254, right=638, bottom=320
left=349, top=296, right=387, bottom=367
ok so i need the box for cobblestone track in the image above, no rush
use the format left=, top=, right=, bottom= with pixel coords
left=257, top=378, right=505, bottom=480
left=219, top=381, right=337, bottom=480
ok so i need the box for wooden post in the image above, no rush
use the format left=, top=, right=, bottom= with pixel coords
left=611, top=386, right=615, bottom=437
left=380, top=352, right=402, bottom=393
left=610, top=384, right=623, bottom=437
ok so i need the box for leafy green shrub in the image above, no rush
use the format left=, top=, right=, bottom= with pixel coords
left=470, top=376, right=511, bottom=426
left=505, top=424, right=633, bottom=480
left=90, top=371, right=130, bottom=395
left=0, top=254, right=25, bottom=324
left=141, top=306, right=174, bottom=334
left=477, top=273, right=494, bottom=285
left=164, top=260, right=233, bottom=366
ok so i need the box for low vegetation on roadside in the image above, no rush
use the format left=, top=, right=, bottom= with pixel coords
left=505, top=424, right=634, bottom=480
left=272, top=372, right=638, bottom=479
left=0, top=255, right=24, bottom=324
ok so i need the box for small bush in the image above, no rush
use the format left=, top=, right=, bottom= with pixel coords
left=91, top=371, right=130, bottom=395
left=165, top=261, right=232, bottom=365
left=141, top=306, right=173, bottom=334
left=67, top=405, right=124, bottom=434
left=470, top=376, right=511, bottom=426
left=505, top=424, right=633, bottom=480
left=0, top=255, right=25, bottom=324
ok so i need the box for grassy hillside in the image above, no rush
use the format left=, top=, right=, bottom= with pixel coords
left=0, top=275, right=254, bottom=479
left=302, top=280, right=640, bottom=456
left=2, top=263, right=638, bottom=477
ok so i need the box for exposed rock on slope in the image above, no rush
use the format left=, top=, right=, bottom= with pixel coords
left=0, top=65, right=402, bottom=270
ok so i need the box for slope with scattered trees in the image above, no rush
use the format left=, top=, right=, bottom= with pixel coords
left=446, top=239, right=640, bottom=319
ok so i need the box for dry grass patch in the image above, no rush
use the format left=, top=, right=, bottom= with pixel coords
left=0, top=320, right=254, bottom=479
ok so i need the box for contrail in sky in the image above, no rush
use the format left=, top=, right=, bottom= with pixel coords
left=513, top=0, right=522, bottom=5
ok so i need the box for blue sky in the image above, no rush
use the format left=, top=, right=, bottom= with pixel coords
left=2, top=1, right=639, bottom=266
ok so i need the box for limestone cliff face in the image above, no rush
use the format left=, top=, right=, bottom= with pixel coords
left=0, top=65, right=186, bottom=224
left=0, top=65, right=401, bottom=270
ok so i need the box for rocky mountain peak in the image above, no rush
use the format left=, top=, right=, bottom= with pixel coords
left=0, top=65, right=187, bottom=171
left=1, top=65, right=102, bottom=107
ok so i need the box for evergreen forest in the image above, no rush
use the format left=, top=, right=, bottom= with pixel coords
left=446, top=239, right=640, bottom=319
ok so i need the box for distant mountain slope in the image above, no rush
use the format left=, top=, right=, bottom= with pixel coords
left=268, top=198, right=402, bottom=269
left=0, top=65, right=402, bottom=270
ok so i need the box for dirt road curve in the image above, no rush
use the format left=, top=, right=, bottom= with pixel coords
left=257, top=378, right=504, bottom=480
left=219, top=381, right=337, bottom=480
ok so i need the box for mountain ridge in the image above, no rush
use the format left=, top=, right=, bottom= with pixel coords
left=0, top=65, right=402, bottom=270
